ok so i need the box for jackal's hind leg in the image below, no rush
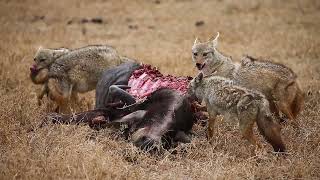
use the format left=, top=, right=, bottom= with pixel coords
left=239, top=118, right=262, bottom=149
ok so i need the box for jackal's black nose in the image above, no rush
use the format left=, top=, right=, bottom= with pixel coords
left=196, top=63, right=202, bottom=68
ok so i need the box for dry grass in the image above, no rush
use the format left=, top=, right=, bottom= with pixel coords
left=1, top=0, right=320, bottom=179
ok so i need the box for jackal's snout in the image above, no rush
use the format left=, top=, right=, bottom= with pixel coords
left=30, top=64, right=39, bottom=75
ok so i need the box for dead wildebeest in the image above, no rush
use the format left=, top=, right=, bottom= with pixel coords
left=41, top=62, right=202, bottom=152
left=111, top=88, right=196, bottom=151
left=44, top=88, right=196, bottom=152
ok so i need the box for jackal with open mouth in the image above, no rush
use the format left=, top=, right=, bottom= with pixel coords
left=191, top=33, right=304, bottom=127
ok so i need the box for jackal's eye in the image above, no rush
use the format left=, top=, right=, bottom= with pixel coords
left=193, top=52, right=198, bottom=56
left=39, top=58, right=46, bottom=62
left=203, top=52, right=208, bottom=57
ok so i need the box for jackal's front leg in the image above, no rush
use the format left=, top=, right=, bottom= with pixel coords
left=47, top=78, right=73, bottom=113
left=207, top=112, right=217, bottom=141
left=37, top=84, right=49, bottom=106
left=47, top=79, right=70, bottom=103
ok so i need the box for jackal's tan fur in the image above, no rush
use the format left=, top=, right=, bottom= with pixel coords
left=188, top=73, right=286, bottom=152
left=31, top=45, right=126, bottom=113
left=191, top=33, right=304, bottom=126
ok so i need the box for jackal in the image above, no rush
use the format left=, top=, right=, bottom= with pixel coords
left=30, top=48, right=69, bottom=106
left=188, top=73, right=286, bottom=152
left=30, top=45, right=126, bottom=112
left=191, top=33, right=304, bottom=126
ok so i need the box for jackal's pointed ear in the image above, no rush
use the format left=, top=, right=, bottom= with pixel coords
left=212, top=32, right=220, bottom=47
left=194, top=37, right=200, bottom=46
left=195, top=72, right=204, bottom=83
left=37, top=46, right=43, bottom=52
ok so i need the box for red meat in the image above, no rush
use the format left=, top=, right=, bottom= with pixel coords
left=127, top=64, right=191, bottom=99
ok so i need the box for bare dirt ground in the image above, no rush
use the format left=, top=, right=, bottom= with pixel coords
left=0, top=0, right=320, bottom=179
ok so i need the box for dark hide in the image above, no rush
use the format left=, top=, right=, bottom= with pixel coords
left=95, top=61, right=141, bottom=109
left=42, top=88, right=196, bottom=151
left=114, top=88, right=196, bottom=151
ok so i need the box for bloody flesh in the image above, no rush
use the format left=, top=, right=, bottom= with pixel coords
left=127, top=64, right=192, bottom=99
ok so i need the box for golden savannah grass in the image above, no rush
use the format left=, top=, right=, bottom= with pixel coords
left=0, top=0, right=320, bottom=179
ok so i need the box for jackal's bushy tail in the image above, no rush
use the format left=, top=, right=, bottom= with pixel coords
left=257, top=99, right=286, bottom=152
